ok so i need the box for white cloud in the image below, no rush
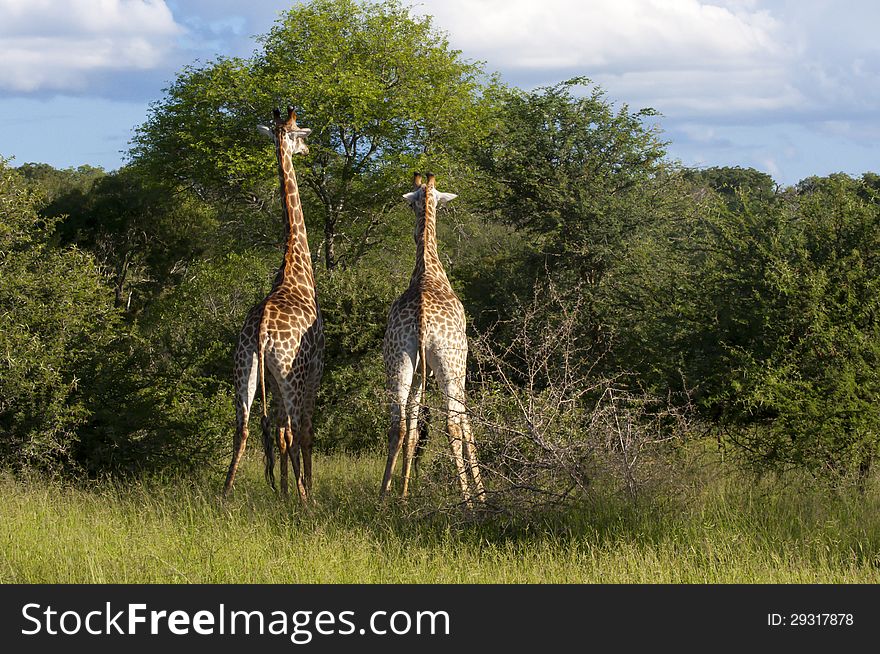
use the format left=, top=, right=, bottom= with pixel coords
left=416, top=0, right=802, bottom=118
left=418, top=0, right=786, bottom=70
left=0, top=0, right=183, bottom=92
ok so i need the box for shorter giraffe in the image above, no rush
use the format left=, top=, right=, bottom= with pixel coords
left=223, top=107, right=324, bottom=500
left=381, top=172, right=484, bottom=504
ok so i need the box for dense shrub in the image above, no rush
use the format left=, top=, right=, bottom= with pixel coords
left=0, top=160, right=122, bottom=472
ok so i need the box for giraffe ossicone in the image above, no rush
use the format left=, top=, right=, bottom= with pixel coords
left=381, top=171, right=485, bottom=505
left=223, top=105, right=324, bottom=501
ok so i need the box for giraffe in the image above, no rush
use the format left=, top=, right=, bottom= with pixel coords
left=380, top=172, right=485, bottom=505
left=223, top=106, right=324, bottom=501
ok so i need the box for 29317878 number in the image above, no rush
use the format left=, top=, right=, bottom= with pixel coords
left=768, top=613, right=854, bottom=626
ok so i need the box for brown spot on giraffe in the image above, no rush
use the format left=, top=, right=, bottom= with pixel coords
left=223, top=106, right=324, bottom=501
left=381, top=172, right=485, bottom=505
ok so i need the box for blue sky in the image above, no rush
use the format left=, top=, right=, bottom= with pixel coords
left=0, top=0, right=877, bottom=186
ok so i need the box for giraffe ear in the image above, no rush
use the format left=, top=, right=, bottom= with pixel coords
left=402, top=191, right=419, bottom=204
left=436, top=192, right=458, bottom=207
left=256, top=124, right=274, bottom=140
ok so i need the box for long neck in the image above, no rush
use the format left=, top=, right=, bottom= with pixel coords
left=410, top=190, right=448, bottom=286
left=273, top=140, right=315, bottom=291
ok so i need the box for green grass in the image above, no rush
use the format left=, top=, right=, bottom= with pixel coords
left=2, top=452, right=880, bottom=583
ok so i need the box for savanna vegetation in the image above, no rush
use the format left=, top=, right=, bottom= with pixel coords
left=2, top=0, right=879, bottom=582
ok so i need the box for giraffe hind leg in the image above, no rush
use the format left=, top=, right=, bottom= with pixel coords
left=301, top=414, right=314, bottom=496
left=261, top=413, right=276, bottom=491
left=461, top=413, right=485, bottom=501
left=301, top=373, right=320, bottom=496
left=381, top=353, right=415, bottom=497
left=223, top=402, right=249, bottom=497
left=224, top=349, right=259, bottom=497
left=401, top=373, right=424, bottom=497
left=413, top=405, right=430, bottom=481
left=381, top=406, right=406, bottom=497
left=283, top=407, right=307, bottom=502
left=277, top=419, right=289, bottom=499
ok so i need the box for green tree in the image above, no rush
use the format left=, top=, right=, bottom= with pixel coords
left=132, top=0, right=492, bottom=272
left=633, top=172, right=880, bottom=475
left=49, top=167, right=219, bottom=313
left=471, top=77, right=680, bottom=365
left=0, top=159, right=121, bottom=471
left=16, top=162, right=104, bottom=204
left=76, top=252, right=277, bottom=474
left=713, top=175, right=880, bottom=474
left=684, top=165, right=776, bottom=212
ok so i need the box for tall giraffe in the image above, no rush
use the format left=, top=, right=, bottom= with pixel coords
left=381, top=172, right=485, bottom=504
left=223, top=106, right=324, bottom=500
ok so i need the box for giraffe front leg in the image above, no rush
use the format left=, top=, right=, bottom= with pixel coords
left=302, top=380, right=318, bottom=497
left=261, top=413, right=276, bottom=491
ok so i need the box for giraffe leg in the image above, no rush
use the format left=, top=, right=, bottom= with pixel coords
left=401, top=371, right=424, bottom=497
left=433, top=358, right=474, bottom=506
left=447, top=418, right=472, bottom=506
left=461, top=412, right=485, bottom=501
left=277, top=420, right=289, bottom=499
left=413, top=405, right=430, bottom=481
left=288, top=429, right=307, bottom=503
left=381, top=351, right=415, bottom=497
left=380, top=403, right=407, bottom=497
left=302, top=374, right=319, bottom=496
left=223, top=402, right=250, bottom=497
left=301, top=414, right=314, bottom=496
left=224, top=347, right=259, bottom=497
left=261, top=413, right=276, bottom=491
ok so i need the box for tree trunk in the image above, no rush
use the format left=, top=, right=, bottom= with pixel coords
left=324, top=212, right=337, bottom=271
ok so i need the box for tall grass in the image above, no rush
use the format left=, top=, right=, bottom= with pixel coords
left=2, top=451, right=879, bottom=583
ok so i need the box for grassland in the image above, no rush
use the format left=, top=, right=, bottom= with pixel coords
left=2, top=452, right=880, bottom=583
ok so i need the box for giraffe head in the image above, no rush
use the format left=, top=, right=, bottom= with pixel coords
left=257, top=105, right=312, bottom=155
left=402, top=172, right=457, bottom=241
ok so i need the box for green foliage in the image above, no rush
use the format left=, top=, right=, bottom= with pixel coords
left=315, top=252, right=406, bottom=451
left=16, top=162, right=105, bottom=204
left=620, top=172, right=880, bottom=473
left=705, top=176, right=880, bottom=472
left=0, top=160, right=121, bottom=472
left=48, top=167, right=221, bottom=313
left=77, top=252, right=279, bottom=474
left=476, top=77, right=667, bottom=276
left=132, top=0, right=492, bottom=271
left=471, top=77, right=687, bottom=372
left=684, top=165, right=776, bottom=211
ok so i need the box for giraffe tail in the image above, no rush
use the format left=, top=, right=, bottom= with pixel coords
left=257, top=309, right=275, bottom=489
left=417, top=321, right=428, bottom=445
left=258, top=314, right=268, bottom=419
left=419, top=340, right=427, bottom=406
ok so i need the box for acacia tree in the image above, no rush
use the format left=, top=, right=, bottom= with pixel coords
left=132, top=0, right=492, bottom=271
